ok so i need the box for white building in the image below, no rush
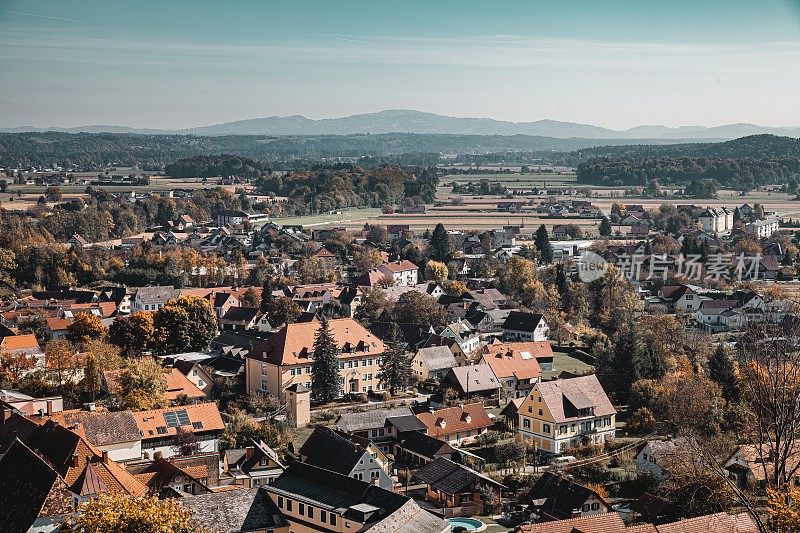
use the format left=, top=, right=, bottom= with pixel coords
left=377, top=260, right=419, bottom=286
left=699, top=207, right=734, bottom=235
left=746, top=217, right=780, bottom=238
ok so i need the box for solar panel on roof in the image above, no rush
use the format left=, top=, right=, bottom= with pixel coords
left=164, top=412, right=178, bottom=427
left=520, top=351, right=532, bottom=360
left=176, top=409, right=190, bottom=426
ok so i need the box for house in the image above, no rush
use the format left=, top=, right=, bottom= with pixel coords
left=412, top=346, right=457, bottom=381
left=517, top=374, right=616, bottom=454
left=311, top=246, right=339, bottom=269
left=132, top=285, right=177, bottom=312
left=402, top=204, right=427, bottom=214
left=42, top=409, right=143, bottom=462
left=551, top=225, right=570, bottom=240
left=245, top=318, right=387, bottom=398
left=222, top=440, right=285, bottom=488
left=745, top=217, right=780, bottom=238
left=387, top=224, right=410, bottom=239
left=45, top=317, right=72, bottom=340
left=217, top=209, right=250, bottom=227
left=395, top=431, right=459, bottom=467
left=128, top=453, right=220, bottom=496
left=525, top=472, right=611, bottom=520
left=416, top=403, right=494, bottom=446
left=635, top=438, right=684, bottom=480
left=502, top=311, right=549, bottom=341
left=133, top=402, right=225, bottom=459
left=0, top=414, right=148, bottom=510
left=695, top=299, right=738, bottom=331
left=179, top=487, right=288, bottom=533
left=497, top=201, right=525, bottom=212
left=414, top=457, right=505, bottom=513
left=171, top=359, right=215, bottom=397
left=298, top=426, right=393, bottom=490
left=500, top=398, right=525, bottom=430
left=377, top=260, right=419, bottom=287
left=441, top=364, right=500, bottom=399
left=0, top=333, right=44, bottom=362
left=263, top=462, right=448, bottom=533
left=0, top=391, right=63, bottom=418
left=722, top=441, right=800, bottom=490
left=518, top=512, right=626, bottom=533
left=219, top=306, right=261, bottom=331
left=335, top=406, right=413, bottom=453
left=439, top=319, right=481, bottom=357
left=699, top=207, right=734, bottom=235
left=482, top=341, right=555, bottom=372
left=480, top=343, right=545, bottom=398
left=67, top=233, right=89, bottom=248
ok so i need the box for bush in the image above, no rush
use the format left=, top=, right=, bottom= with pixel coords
left=311, top=409, right=337, bottom=423
left=475, top=430, right=500, bottom=447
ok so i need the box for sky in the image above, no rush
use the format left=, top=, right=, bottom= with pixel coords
left=1, top=0, right=800, bottom=130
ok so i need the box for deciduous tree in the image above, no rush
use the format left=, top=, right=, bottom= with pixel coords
left=108, top=311, right=154, bottom=356
left=66, top=493, right=200, bottom=533
left=153, top=296, right=217, bottom=355
left=66, top=312, right=107, bottom=345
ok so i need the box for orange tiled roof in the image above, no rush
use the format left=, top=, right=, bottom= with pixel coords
left=520, top=513, right=628, bottom=533
left=379, top=260, right=418, bottom=273
left=46, top=317, right=73, bottom=331
left=481, top=344, right=545, bottom=380
left=164, top=367, right=206, bottom=400
left=250, top=318, right=385, bottom=366
left=416, top=402, right=493, bottom=439
left=0, top=333, right=41, bottom=352
left=134, top=402, right=225, bottom=439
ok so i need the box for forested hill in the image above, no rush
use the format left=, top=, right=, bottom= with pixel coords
left=571, top=134, right=800, bottom=161
left=0, top=131, right=695, bottom=168
left=575, top=135, right=800, bottom=191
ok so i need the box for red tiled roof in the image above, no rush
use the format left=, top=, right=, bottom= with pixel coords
left=416, top=403, right=493, bottom=438
left=249, top=318, right=385, bottom=366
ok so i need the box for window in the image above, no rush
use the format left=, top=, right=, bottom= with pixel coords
left=543, top=423, right=551, bottom=434
left=591, top=503, right=600, bottom=510
left=298, top=503, right=304, bottom=515
left=192, top=421, right=203, bottom=430
left=538, top=409, right=543, bottom=416
left=371, top=470, right=380, bottom=479
left=261, top=364, right=268, bottom=376
left=261, top=379, right=268, bottom=391
left=559, top=425, right=567, bottom=435
left=277, top=496, right=283, bottom=508
left=527, top=406, right=532, bottom=413
left=286, top=499, right=292, bottom=512
left=330, top=513, right=337, bottom=526
left=582, top=504, right=590, bottom=512
left=321, top=510, right=327, bottom=523
left=307, top=505, right=313, bottom=519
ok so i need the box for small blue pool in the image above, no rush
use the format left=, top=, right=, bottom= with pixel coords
left=447, top=517, right=486, bottom=532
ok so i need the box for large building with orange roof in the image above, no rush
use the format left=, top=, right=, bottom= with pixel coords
left=133, top=402, right=225, bottom=459
left=245, top=318, right=386, bottom=398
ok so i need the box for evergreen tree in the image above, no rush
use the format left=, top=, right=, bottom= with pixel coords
left=555, top=264, right=569, bottom=297
left=311, top=316, right=341, bottom=404
left=260, top=278, right=274, bottom=312
left=599, top=320, right=646, bottom=402
left=708, top=344, right=740, bottom=404
left=427, top=223, right=453, bottom=262
left=534, top=224, right=553, bottom=264
left=379, top=323, right=412, bottom=395
left=733, top=207, right=741, bottom=224
left=599, top=216, right=612, bottom=237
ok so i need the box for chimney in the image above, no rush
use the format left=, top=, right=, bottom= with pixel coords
left=85, top=402, right=96, bottom=412
left=46, top=400, right=54, bottom=416
left=70, top=453, right=80, bottom=467
left=245, top=446, right=255, bottom=459
left=102, top=451, right=110, bottom=464
left=572, top=509, right=582, bottom=519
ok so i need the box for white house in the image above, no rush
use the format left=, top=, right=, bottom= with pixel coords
left=699, top=207, right=734, bottom=235
left=502, top=311, right=549, bottom=342
left=746, top=217, right=780, bottom=238
left=377, top=260, right=419, bottom=286
left=132, top=285, right=178, bottom=312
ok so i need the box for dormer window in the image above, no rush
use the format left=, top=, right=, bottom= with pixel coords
left=437, top=418, right=447, bottom=428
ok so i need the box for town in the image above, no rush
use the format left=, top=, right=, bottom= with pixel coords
left=2, top=1, right=800, bottom=532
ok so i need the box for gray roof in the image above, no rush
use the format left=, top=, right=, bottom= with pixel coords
left=415, top=457, right=505, bottom=495
left=336, top=407, right=412, bottom=433
left=537, top=374, right=616, bottom=423
left=135, top=285, right=177, bottom=304
left=180, top=488, right=286, bottom=533
left=443, top=364, right=499, bottom=393
left=73, top=411, right=140, bottom=446
left=414, top=346, right=456, bottom=372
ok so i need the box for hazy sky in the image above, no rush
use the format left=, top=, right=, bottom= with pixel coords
left=1, top=0, right=800, bottom=129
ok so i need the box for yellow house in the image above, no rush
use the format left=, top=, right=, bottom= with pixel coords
left=245, top=318, right=386, bottom=398
left=516, top=374, right=616, bottom=454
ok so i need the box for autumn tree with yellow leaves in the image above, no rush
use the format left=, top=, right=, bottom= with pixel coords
left=65, top=493, right=202, bottom=533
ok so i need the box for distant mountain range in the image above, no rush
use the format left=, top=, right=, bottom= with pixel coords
left=3, top=109, right=800, bottom=140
